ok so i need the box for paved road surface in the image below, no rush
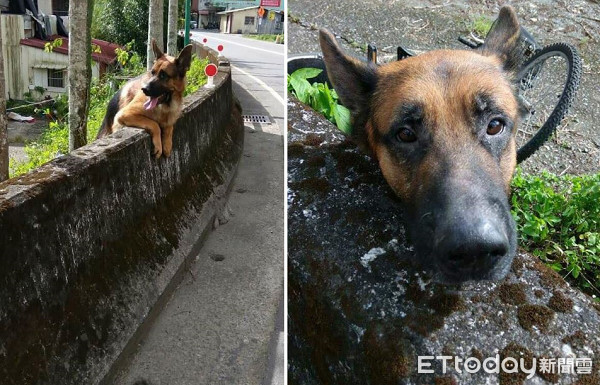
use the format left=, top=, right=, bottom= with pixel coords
left=191, top=30, right=285, bottom=132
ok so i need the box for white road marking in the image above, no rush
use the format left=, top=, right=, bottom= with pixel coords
left=193, top=34, right=284, bottom=56
left=232, top=65, right=285, bottom=106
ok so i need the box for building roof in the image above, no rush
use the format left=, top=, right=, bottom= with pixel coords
left=217, top=6, right=259, bottom=14
left=217, top=6, right=284, bottom=14
left=20, top=35, right=121, bottom=65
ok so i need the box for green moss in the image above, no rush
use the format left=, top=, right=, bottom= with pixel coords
left=304, top=133, right=324, bottom=146
left=562, top=330, right=586, bottom=348
left=517, top=304, right=555, bottom=332
left=548, top=291, right=573, bottom=313
left=287, top=142, right=305, bottom=158
left=289, top=177, right=331, bottom=194
left=435, top=376, right=458, bottom=385
left=499, top=342, right=534, bottom=385
left=362, top=323, right=414, bottom=383
left=498, top=283, right=527, bottom=306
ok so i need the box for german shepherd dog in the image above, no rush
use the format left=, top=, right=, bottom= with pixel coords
left=320, top=6, right=524, bottom=283
left=97, top=39, right=193, bottom=158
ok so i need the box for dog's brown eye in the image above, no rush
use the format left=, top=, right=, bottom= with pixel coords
left=487, top=119, right=505, bottom=135
left=397, top=127, right=417, bottom=143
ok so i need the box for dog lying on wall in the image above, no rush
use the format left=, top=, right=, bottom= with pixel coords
left=98, top=39, right=193, bottom=158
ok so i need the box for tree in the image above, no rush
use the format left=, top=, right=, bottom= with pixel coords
left=0, top=15, right=8, bottom=181
left=68, top=0, right=95, bottom=151
left=166, top=0, right=178, bottom=56
left=147, top=0, right=164, bottom=69
left=92, top=0, right=149, bottom=61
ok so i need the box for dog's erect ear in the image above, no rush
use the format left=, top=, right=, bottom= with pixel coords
left=481, top=6, right=522, bottom=73
left=319, top=29, right=377, bottom=141
left=176, top=45, right=194, bottom=75
left=152, top=38, right=164, bottom=60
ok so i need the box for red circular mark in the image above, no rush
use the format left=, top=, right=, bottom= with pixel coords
left=203, top=38, right=207, bottom=43
left=217, top=45, right=223, bottom=52
left=205, top=63, right=218, bottom=77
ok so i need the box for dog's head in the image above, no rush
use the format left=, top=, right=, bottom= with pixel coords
left=320, top=6, right=523, bottom=283
left=142, top=39, right=193, bottom=110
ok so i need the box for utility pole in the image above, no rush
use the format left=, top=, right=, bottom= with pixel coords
left=184, top=0, right=191, bottom=46
left=0, top=14, right=7, bottom=181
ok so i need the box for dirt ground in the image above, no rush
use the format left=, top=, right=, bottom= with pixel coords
left=288, top=0, right=600, bottom=175
left=7, top=116, right=48, bottom=163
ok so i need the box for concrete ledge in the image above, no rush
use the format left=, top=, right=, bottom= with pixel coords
left=0, top=43, right=244, bottom=385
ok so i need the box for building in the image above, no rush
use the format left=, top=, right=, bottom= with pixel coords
left=192, top=1, right=226, bottom=29
left=193, top=0, right=284, bottom=30
left=1, top=0, right=119, bottom=100
left=218, top=6, right=284, bottom=35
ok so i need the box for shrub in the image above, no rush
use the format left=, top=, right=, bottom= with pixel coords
left=511, top=170, right=600, bottom=298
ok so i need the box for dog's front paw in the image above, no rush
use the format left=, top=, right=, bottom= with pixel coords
left=153, top=146, right=163, bottom=158
left=162, top=142, right=172, bottom=157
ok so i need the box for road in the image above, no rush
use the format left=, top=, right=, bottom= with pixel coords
left=192, top=30, right=285, bottom=132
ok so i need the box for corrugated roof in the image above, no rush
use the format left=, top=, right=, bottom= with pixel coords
left=20, top=35, right=121, bottom=65
left=217, top=6, right=260, bottom=14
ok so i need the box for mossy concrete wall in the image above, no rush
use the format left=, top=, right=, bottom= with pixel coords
left=0, top=43, right=243, bottom=385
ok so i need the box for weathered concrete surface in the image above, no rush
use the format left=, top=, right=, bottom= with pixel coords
left=287, top=98, right=600, bottom=385
left=0, top=46, right=243, bottom=385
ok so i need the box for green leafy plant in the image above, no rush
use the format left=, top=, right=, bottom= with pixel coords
left=44, top=38, right=64, bottom=52
left=287, top=68, right=352, bottom=134
left=511, top=170, right=600, bottom=298
left=184, top=55, right=210, bottom=96
left=114, top=41, right=145, bottom=76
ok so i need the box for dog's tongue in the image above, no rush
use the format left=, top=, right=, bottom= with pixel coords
left=144, top=96, right=159, bottom=110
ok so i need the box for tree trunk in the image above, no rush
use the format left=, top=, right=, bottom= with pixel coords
left=147, top=0, right=165, bottom=69
left=167, top=0, right=178, bottom=56
left=68, top=0, right=94, bottom=151
left=0, top=15, right=8, bottom=181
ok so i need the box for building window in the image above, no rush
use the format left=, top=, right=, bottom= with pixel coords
left=47, top=69, right=64, bottom=88
left=52, top=0, right=69, bottom=16
left=244, top=16, right=255, bottom=25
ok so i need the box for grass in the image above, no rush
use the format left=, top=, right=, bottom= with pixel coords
left=242, top=34, right=284, bottom=43
left=288, top=69, right=600, bottom=299
left=469, top=15, right=493, bottom=38
left=9, top=51, right=209, bottom=178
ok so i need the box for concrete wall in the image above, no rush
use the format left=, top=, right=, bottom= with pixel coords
left=0, top=43, right=243, bottom=385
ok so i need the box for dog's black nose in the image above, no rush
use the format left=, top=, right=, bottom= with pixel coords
left=436, top=217, right=509, bottom=280
left=142, top=86, right=151, bottom=96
